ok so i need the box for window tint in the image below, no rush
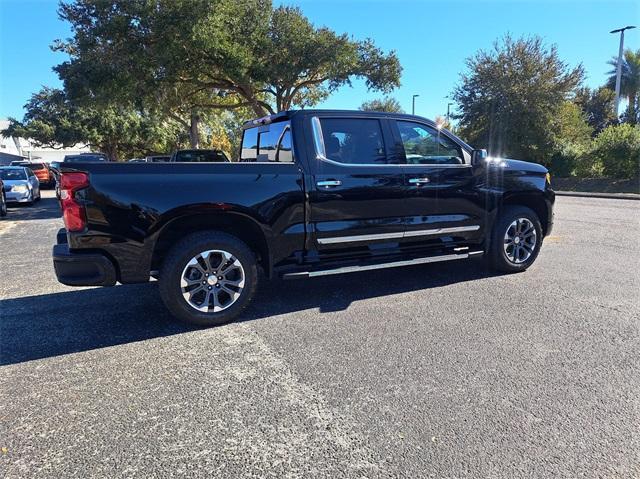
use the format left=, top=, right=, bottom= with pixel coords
left=319, top=118, right=386, bottom=165
left=174, top=150, right=228, bottom=162
left=241, top=128, right=258, bottom=161
left=64, top=154, right=107, bottom=162
left=397, top=121, right=464, bottom=165
left=276, top=128, right=293, bottom=163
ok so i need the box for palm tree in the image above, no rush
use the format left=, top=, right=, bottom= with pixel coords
left=607, top=48, right=640, bottom=124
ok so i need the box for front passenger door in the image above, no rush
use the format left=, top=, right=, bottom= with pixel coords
left=394, top=120, right=485, bottom=246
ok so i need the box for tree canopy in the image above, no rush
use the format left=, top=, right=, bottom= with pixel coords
left=55, top=0, right=402, bottom=120
left=452, top=35, right=584, bottom=164
left=359, top=96, right=404, bottom=113
left=3, top=88, right=182, bottom=161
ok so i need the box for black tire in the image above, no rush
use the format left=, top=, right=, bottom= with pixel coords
left=0, top=192, right=6, bottom=217
left=158, top=231, right=258, bottom=327
left=488, top=205, right=543, bottom=273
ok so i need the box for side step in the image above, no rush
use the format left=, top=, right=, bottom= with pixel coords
left=283, top=250, right=484, bottom=279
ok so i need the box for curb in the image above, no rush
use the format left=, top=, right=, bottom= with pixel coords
left=555, top=191, right=640, bottom=201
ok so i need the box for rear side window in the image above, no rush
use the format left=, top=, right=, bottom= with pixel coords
left=241, top=121, right=292, bottom=162
left=318, top=118, right=387, bottom=165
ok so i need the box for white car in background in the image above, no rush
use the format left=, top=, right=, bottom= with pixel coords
left=0, top=166, right=41, bottom=205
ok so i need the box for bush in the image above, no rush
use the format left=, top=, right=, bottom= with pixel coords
left=587, top=124, right=640, bottom=179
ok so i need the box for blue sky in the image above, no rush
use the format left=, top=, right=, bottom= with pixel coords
left=1, top=0, right=638, bottom=121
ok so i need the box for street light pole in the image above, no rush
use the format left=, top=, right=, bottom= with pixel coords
left=412, top=94, right=419, bottom=115
left=610, top=25, right=636, bottom=118
left=446, top=103, right=453, bottom=124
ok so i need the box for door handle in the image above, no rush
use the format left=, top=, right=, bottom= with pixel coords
left=408, top=177, right=431, bottom=185
left=317, top=180, right=342, bottom=188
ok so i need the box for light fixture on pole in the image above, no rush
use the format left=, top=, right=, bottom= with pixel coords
left=610, top=25, right=636, bottom=117
left=412, top=94, right=419, bottom=115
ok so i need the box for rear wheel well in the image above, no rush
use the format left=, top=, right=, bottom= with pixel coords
left=151, top=213, right=270, bottom=276
left=501, top=194, right=549, bottom=235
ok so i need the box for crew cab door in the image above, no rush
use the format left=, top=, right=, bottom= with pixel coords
left=391, top=119, right=485, bottom=247
left=306, top=115, right=405, bottom=254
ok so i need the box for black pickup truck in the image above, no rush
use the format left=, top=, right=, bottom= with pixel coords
left=53, top=110, right=554, bottom=326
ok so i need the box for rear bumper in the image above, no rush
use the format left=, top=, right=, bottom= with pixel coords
left=53, top=233, right=117, bottom=287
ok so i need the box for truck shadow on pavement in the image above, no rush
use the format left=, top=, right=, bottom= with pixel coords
left=6, top=196, right=61, bottom=221
left=0, top=261, right=496, bottom=366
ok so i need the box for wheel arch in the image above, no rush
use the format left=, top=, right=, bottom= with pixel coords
left=501, top=192, right=550, bottom=235
left=151, top=212, right=272, bottom=277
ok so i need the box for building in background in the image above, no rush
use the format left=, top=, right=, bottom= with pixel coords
left=0, top=119, right=90, bottom=165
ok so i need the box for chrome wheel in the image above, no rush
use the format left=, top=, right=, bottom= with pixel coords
left=180, top=249, right=245, bottom=313
left=503, top=218, right=537, bottom=264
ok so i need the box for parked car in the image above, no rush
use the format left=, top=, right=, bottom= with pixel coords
left=170, top=149, right=230, bottom=163
left=10, top=161, right=55, bottom=188
left=0, top=166, right=41, bottom=205
left=0, top=177, right=7, bottom=217
left=52, top=110, right=554, bottom=327
left=146, top=155, right=171, bottom=163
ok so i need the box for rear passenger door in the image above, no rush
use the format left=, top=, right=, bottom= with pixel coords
left=392, top=120, right=485, bottom=245
left=307, top=115, right=405, bottom=254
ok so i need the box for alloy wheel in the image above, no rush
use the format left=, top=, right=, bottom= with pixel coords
left=503, top=218, right=537, bottom=264
left=180, top=249, right=245, bottom=313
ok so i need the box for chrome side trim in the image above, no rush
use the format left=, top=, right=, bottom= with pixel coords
left=283, top=251, right=481, bottom=279
left=403, top=225, right=480, bottom=237
left=318, top=231, right=404, bottom=244
left=317, top=225, right=481, bottom=245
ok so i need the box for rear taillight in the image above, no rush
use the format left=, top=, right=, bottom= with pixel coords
left=60, top=172, right=89, bottom=232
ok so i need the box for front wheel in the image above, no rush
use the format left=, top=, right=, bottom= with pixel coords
left=158, top=231, right=259, bottom=327
left=488, top=205, right=543, bottom=273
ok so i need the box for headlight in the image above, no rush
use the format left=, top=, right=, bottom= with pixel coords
left=12, top=185, right=29, bottom=193
left=545, top=173, right=551, bottom=185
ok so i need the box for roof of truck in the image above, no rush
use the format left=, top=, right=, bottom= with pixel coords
left=241, top=109, right=439, bottom=129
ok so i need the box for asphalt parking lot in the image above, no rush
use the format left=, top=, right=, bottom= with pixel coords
left=1, top=190, right=638, bottom=478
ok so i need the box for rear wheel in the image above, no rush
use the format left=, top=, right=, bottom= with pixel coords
left=0, top=192, right=6, bottom=217
left=488, top=205, right=542, bottom=273
left=159, top=231, right=258, bottom=327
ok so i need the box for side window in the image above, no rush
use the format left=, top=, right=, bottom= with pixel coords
left=276, top=128, right=293, bottom=163
left=397, top=121, right=464, bottom=165
left=27, top=169, right=35, bottom=177
left=319, top=118, right=387, bottom=165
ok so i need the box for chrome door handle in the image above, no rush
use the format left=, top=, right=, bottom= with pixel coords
left=317, top=180, right=342, bottom=188
left=408, top=177, right=431, bottom=185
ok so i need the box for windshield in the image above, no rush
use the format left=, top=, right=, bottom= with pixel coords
left=173, top=150, right=229, bottom=162
left=64, top=155, right=107, bottom=162
left=0, top=169, right=27, bottom=180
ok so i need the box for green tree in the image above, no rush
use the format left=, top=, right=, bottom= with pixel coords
left=359, top=96, right=404, bottom=113
left=574, top=86, right=617, bottom=134
left=587, top=124, right=640, bottom=179
left=2, top=88, right=179, bottom=161
left=452, top=35, right=584, bottom=165
left=549, top=101, right=593, bottom=176
left=606, top=48, right=640, bottom=124
left=55, top=0, right=402, bottom=146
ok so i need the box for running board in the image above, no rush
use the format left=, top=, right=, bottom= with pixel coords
left=283, top=250, right=484, bottom=279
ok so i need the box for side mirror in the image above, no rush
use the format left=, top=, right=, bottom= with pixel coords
left=471, top=148, right=487, bottom=165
